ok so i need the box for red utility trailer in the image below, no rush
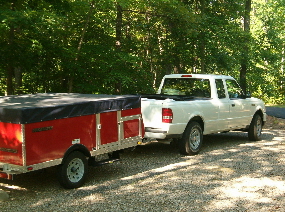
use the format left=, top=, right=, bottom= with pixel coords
left=0, top=93, right=143, bottom=188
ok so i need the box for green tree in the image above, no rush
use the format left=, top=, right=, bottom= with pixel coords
left=250, top=0, right=285, bottom=103
left=0, top=0, right=284, bottom=104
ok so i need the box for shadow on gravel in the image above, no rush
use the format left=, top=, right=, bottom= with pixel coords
left=1, top=130, right=285, bottom=211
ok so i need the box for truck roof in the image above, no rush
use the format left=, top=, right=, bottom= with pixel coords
left=163, top=74, right=235, bottom=80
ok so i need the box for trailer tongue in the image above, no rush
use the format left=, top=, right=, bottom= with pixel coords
left=0, top=93, right=143, bottom=188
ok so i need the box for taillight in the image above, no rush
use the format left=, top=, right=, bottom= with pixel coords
left=181, top=75, right=192, bottom=77
left=162, top=108, right=173, bottom=123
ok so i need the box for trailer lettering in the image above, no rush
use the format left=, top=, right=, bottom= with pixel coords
left=32, top=126, right=53, bottom=133
left=0, top=147, right=18, bottom=153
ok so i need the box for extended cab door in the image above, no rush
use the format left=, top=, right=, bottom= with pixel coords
left=225, top=79, right=251, bottom=129
left=214, top=79, right=230, bottom=130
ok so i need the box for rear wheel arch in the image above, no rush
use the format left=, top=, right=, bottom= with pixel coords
left=62, top=144, right=91, bottom=164
left=188, top=116, right=204, bottom=132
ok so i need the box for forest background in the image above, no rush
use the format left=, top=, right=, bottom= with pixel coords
left=0, top=0, right=284, bottom=104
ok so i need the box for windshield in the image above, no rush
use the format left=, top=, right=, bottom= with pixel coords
left=161, top=78, right=211, bottom=98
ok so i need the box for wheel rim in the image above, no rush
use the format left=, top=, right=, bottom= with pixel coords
left=256, top=116, right=262, bottom=136
left=189, top=127, right=201, bottom=150
left=67, top=158, right=85, bottom=183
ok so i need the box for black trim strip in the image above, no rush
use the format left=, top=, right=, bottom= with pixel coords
left=0, top=147, right=18, bottom=153
left=145, top=127, right=167, bottom=133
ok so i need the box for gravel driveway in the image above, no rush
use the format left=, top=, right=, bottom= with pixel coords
left=1, top=126, right=285, bottom=211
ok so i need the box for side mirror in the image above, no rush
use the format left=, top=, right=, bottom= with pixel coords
left=246, top=92, right=251, bottom=98
left=240, top=92, right=251, bottom=99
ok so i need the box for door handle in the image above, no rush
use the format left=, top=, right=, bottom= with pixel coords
left=232, top=104, right=235, bottom=107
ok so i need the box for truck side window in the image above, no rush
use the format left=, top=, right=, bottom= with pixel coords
left=215, top=79, right=226, bottom=99
left=226, top=79, right=244, bottom=99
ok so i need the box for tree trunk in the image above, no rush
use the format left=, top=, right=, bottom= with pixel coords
left=6, top=65, right=14, bottom=95
left=68, top=1, right=95, bottom=93
left=200, top=37, right=206, bottom=74
left=199, top=0, right=206, bottom=74
left=115, top=3, right=123, bottom=50
left=6, top=2, right=16, bottom=95
left=240, top=0, right=251, bottom=93
left=114, top=3, right=123, bottom=94
left=14, top=67, right=22, bottom=94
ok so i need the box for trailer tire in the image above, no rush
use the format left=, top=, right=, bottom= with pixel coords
left=57, top=151, right=88, bottom=189
left=248, top=113, right=263, bottom=141
left=179, top=121, right=203, bottom=155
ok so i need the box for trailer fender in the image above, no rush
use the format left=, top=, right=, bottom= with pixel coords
left=61, top=144, right=90, bottom=164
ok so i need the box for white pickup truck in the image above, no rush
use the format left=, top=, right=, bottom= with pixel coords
left=141, top=74, right=266, bottom=155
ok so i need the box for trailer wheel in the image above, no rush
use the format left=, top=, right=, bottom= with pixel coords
left=248, top=113, right=263, bottom=141
left=179, top=121, right=203, bottom=155
left=57, top=151, right=88, bottom=189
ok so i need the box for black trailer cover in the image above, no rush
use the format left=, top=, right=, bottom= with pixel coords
left=0, top=93, right=141, bottom=124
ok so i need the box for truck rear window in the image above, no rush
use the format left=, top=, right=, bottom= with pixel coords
left=161, top=78, right=211, bottom=98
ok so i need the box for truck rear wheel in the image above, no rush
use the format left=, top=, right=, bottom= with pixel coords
left=179, top=121, right=203, bottom=155
left=57, top=151, right=88, bottom=189
left=248, top=113, right=263, bottom=141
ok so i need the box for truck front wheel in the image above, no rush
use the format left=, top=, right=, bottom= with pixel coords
left=57, top=151, right=88, bottom=189
left=248, top=113, right=263, bottom=141
left=179, top=121, right=203, bottom=155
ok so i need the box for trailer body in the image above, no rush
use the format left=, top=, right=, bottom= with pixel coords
left=0, top=93, right=143, bottom=187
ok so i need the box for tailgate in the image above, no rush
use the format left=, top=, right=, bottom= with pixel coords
left=141, top=98, right=164, bottom=127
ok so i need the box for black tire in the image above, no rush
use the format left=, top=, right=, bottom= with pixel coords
left=248, top=113, right=263, bottom=141
left=57, top=151, right=88, bottom=189
left=179, top=121, right=203, bottom=155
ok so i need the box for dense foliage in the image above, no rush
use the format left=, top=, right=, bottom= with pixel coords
left=0, top=0, right=284, bottom=104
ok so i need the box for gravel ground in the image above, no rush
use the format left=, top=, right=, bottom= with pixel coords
left=1, top=117, right=285, bottom=211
